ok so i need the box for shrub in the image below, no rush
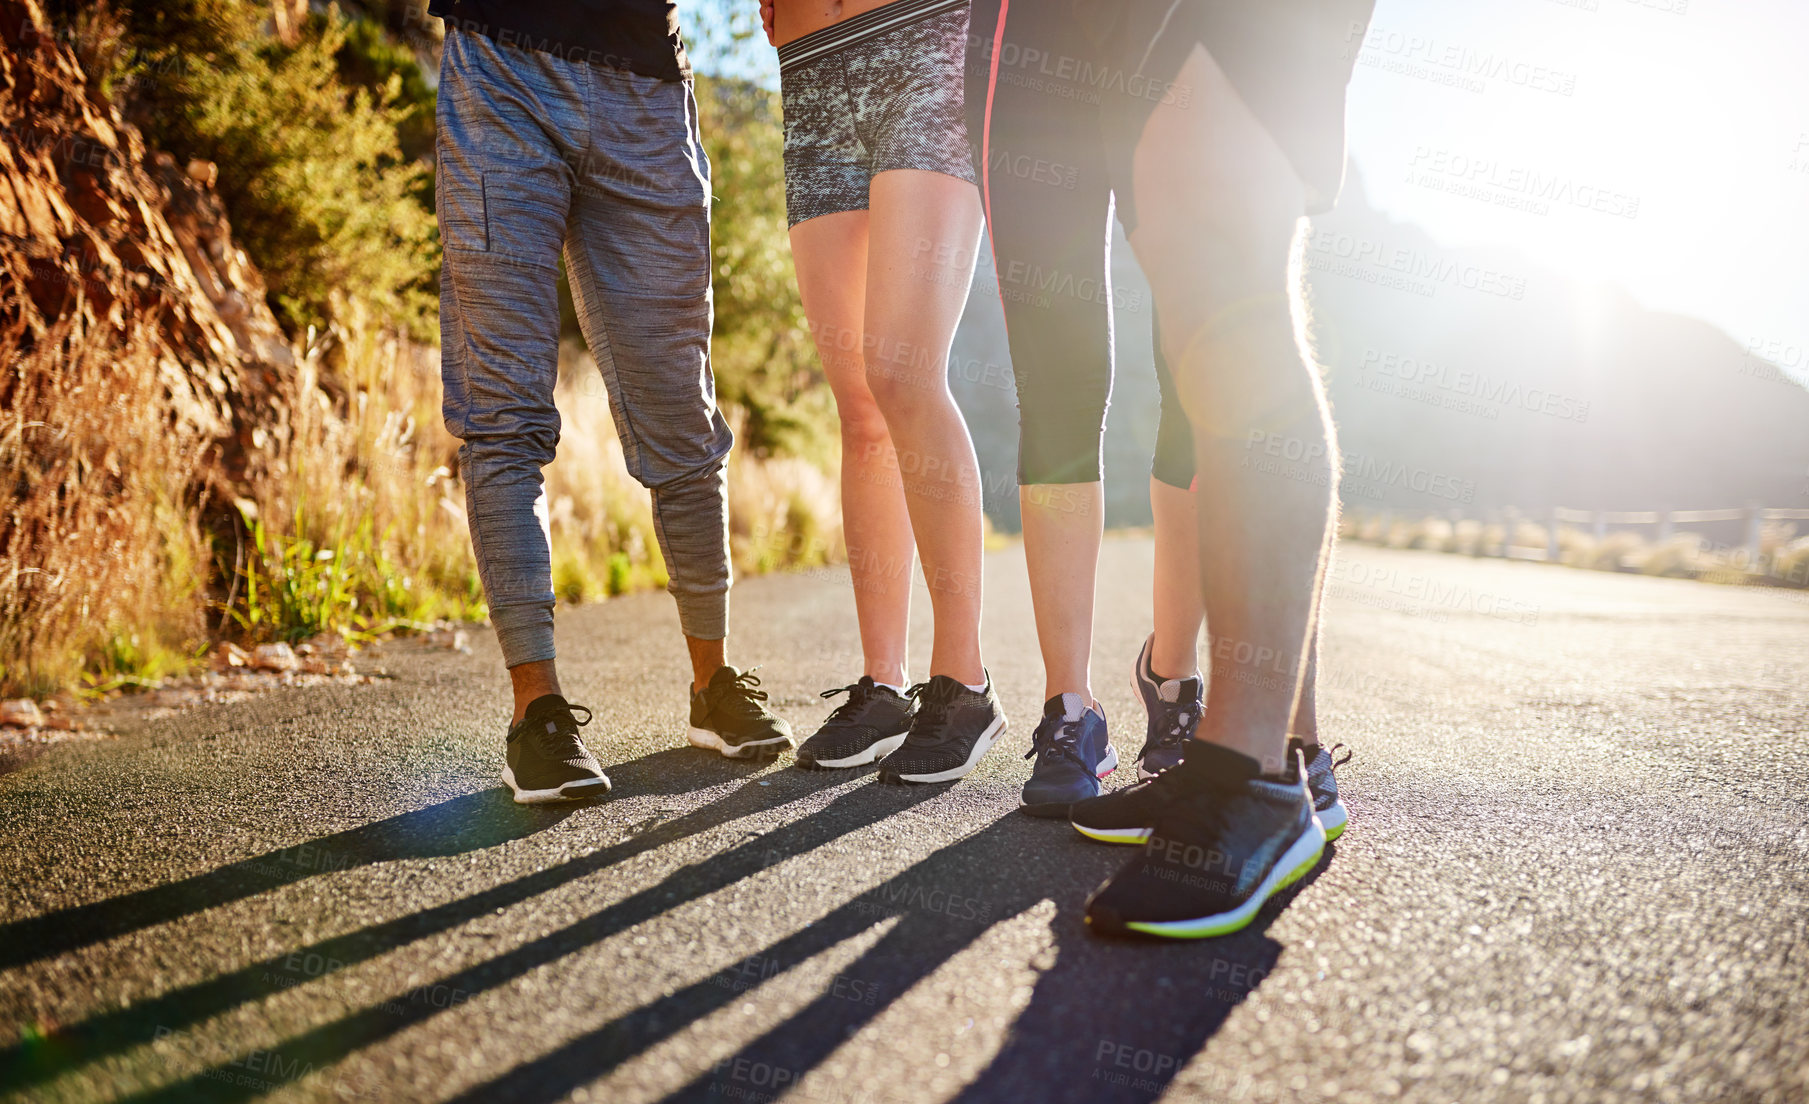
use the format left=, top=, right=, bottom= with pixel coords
left=99, top=0, right=438, bottom=334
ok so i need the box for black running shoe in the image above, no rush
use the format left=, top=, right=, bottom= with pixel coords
left=796, top=676, right=916, bottom=769
left=1071, top=734, right=1351, bottom=846
left=1296, top=737, right=1351, bottom=841
left=1130, top=634, right=1203, bottom=778
left=688, top=666, right=795, bottom=759
left=875, top=673, right=1007, bottom=784
left=1085, top=743, right=1325, bottom=940
left=503, top=694, right=611, bottom=804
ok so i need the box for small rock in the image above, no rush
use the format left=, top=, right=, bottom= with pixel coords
left=300, top=657, right=331, bottom=675
left=251, top=642, right=299, bottom=672
left=154, top=688, right=202, bottom=709
left=1, top=699, right=47, bottom=728
left=42, top=713, right=78, bottom=731
left=185, top=158, right=218, bottom=188
left=213, top=642, right=250, bottom=670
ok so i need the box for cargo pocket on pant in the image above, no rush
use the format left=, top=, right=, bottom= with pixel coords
left=436, top=157, right=490, bottom=253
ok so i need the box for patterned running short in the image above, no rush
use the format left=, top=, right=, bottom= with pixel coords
left=778, top=0, right=975, bottom=227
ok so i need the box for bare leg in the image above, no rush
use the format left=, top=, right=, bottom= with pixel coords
left=510, top=661, right=562, bottom=723
left=686, top=635, right=726, bottom=693
left=862, top=169, right=986, bottom=685
left=1020, top=482, right=1103, bottom=703
left=790, top=210, right=914, bottom=688
left=1127, top=44, right=1336, bottom=775
left=1149, top=476, right=1204, bottom=681
left=1151, top=475, right=1324, bottom=739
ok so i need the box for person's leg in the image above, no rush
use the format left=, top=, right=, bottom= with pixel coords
left=790, top=210, right=916, bottom=689
left=436, top=28, right=609, bottom=801
left=1127, top=44, right=1331, bottom=776
left=566, top=68, right=791, bottom=756
left=435, top=35, right=573, bottom=714
left=971, top=0, right=1117, bottom=709
left=860, top=168, right=986, bottom=686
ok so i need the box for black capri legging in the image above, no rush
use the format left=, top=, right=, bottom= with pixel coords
left=964, top=0, right=1194, bottom=489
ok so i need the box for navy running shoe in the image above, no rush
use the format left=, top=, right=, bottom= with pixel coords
left=1130, top=634, right=1203, bottom=778
left=1019, top=693, right=1119, bottom=817
left=1295, top=736, right=1351, bottom=841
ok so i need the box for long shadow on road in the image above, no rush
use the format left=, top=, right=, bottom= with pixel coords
left=0, top=747, right=820, bottom=1092
left=103, top=777, right=943, bottom=1104
left=444, top=820, right=1331, bottom=1104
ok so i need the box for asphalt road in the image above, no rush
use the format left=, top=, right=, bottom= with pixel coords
left=2, top=538, right=1806, bottom=1104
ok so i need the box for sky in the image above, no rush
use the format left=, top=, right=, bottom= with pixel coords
left=678, top=0, right=1809, bottom=381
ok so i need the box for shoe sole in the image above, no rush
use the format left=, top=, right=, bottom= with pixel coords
left=688, top=727, right=794, bottom=759
left=1109, top=819, right=1327, bottom=940
left=1318, top=799, right=1348, bottom=841
left=879, top=715, right=1008, bottom=784
left=1071, top=820, right=1152, bottom=845
left=797, top=732, right=908, bottom=770
left=502, top=767, right=611, bottom=805
left=1018, top=745, right=1119, bottom=817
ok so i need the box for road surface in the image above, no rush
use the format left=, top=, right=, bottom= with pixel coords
left=2, top=538, right=1806, bottom=1104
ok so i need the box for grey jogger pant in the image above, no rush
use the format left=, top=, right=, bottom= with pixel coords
left=437, top=28, right=733, bottom=668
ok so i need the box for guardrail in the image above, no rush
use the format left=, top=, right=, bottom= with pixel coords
left=1352, top=504, right=1809, bottom=576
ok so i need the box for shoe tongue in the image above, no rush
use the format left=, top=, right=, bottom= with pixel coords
left=522, top=693, right=571, bottom=725
left=1041, top=692, right=1089, bottom=723
left=710, top=664, right=744, bottom=688
left=1157, top=675, right=1202, bottom=704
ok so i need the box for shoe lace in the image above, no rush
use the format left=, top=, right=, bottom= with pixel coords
left=717, top=668, right=772, bottom=721
left=820, top=681, right=875, bottom=725
left=902, top=681, right=954, bottom=746
left=1023, top=713, right=1093, bottom=774
left=534, top=703, right=593, bottom=758
left=1150, top=698, right=1196, bottom=753
left=1326, top=742, right=1353, bottom=769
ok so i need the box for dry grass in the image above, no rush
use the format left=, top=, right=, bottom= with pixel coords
left=1339, top=510, right=1809, bottom=590
left=546, top=343, right=844, bottom=602
left=0, top=312, right=215, bottom=697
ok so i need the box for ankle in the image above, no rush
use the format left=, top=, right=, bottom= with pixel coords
left=1148, top=645, right=1199, bottom=683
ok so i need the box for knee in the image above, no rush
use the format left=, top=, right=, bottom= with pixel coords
left=837, top=396, right=893, bottom=466
left=862, top=344, right=943, bottom=421
left=1016, top=400, right=1106, bottom=486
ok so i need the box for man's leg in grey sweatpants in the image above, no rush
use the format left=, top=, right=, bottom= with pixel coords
left=563, top=67, right=734, bottom=688
left=438, top=30, right=580, bottom=714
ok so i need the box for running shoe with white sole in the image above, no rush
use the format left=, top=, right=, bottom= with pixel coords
left=875, top=674, right=1007, bottom=784
left=1299, top=738, right=1351, bottom=841
left=1084, top=743, right=1324, bottom=940
left=688, top=666, right=795, bottom=759
left=503, top=694, right=612, bottom=804
left=796, top=676, right=916, bottom=769
left=1071, top=734, right=1349, bottom=844
left=1019, top=693, right=1118, bottom=817
left=1130, top=634, right=1203, bottom=779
